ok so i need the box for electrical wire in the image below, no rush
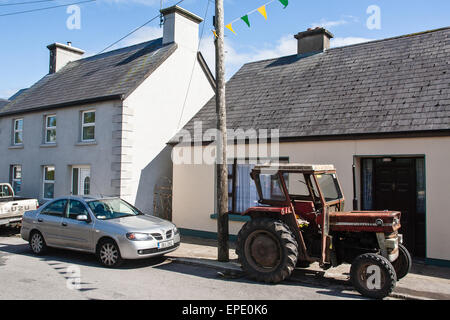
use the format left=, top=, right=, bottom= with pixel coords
left=97, top=0, right=187, bottom=54
left=0, top=0, right=95, bottom=17
left=0, top=0, right=55, bottom=7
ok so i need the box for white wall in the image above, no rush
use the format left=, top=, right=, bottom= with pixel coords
left=123, top=45, right=215, bottom=214
left=172, top=136, right=450, bottom=261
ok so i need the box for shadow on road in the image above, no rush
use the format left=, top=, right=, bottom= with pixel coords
left=155, top=260, right=365, bottom=300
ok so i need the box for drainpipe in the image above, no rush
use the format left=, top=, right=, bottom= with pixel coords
left=352, top=161, right=358, bottom=211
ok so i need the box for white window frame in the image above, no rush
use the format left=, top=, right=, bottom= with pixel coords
left=43, top=165, right=55, bottom=200
left=11, top=165, right=22, bottom=194
left=45, top=114, right=57, bottom=144
left=13, top=118, right=23, bottom=145
left=81, top=110, right=95, bottom=142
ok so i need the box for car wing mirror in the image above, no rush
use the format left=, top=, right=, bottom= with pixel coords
left=76, top=214, right=90, bottom=222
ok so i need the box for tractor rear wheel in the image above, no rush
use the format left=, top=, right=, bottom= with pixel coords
left=236, top=217, right=298, bottom=283
left=392, top=243, right=412, bottom=280
left=350, top=253, right=397, bottom=299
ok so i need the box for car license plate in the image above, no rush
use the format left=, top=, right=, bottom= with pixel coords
left=158, top=240, right=174, bottom=249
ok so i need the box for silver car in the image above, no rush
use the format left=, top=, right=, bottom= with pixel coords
left=20, top=196, right=180, bottom=267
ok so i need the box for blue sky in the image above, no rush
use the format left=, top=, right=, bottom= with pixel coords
left=0, top=0, right=449, bottom=99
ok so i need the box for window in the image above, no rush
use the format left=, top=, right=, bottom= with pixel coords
left=41, top=199, right=67, bottom=217
left=13, top=118, right=23, bottom=145
left=0, top=184, right=13, bottom=197
left=45, top=115, right=56, bottom=143
left=315, top=173, right=342, bottom=202
left=67, top=200, right=90, bottom=220
left=10, top=165, right=22, bottom=194
left=43, top=166, right=55, bottom=199
left=228, top=158, right=288, bottom=213
left=81, top=110, right=95, bottom=141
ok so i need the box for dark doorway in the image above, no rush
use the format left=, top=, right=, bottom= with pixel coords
left=361, top=157, right=426, bottom=258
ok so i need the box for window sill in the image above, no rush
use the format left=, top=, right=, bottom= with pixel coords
left=40, top=143, right=57, bottom=148
left=8, top=145, right=24, bottom=149
left=210, top=213, right=250, bottom=222
left=75, top=141, right=97, bottom=146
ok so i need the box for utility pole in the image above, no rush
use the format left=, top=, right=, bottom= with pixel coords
left=214, top=0, right=229, bottom=262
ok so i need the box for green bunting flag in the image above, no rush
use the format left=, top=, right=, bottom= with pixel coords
left=241, top=14, right=251, bottom=27
left=278, top=0, right=288, bottom=8
left=220, top=0, right=289, bottom=36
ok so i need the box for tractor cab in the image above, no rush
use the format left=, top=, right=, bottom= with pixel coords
left=250, top=163, right=344, bottom=225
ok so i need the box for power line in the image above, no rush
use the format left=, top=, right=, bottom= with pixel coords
left=0, top=0, right=95, bottom=17
left=97, top=0, right=187, bottom=54
left=0, top=0, right=55, bottom=6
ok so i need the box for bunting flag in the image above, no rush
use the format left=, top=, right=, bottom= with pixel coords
left=241, top=14, right=251, bottom=27
left=278, top=0, right=288, bottom=8
left=225, top=23, right=236, bottom=35
left=257, top=5, right=267, bottom=20
left=217, top=0, right=289, bottom=36
left=212, top=30, right=218, bottom=38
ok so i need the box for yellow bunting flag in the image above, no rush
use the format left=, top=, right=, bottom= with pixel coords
left=225, top=23, right=236, bottom=35
left=212, top=30, right=218, bottom=38
left=257, top=5, right=267, bottom=20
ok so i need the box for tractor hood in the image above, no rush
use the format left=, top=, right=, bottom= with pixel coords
left=329, top=211, right=401, bottom=233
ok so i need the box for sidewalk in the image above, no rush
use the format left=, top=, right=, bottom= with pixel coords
left=166, top=235, right=450, bottom=300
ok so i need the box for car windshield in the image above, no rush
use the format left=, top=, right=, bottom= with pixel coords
left=87, top=198, right=141, bottom=220
left=315, top=173, right=343, bottom=202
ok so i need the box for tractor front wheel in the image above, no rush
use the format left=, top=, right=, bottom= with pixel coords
left=236, top=217, right=298, bottom=283
left=350, top=253, right=397, bottom=299
left=392, top=243, right=412, bottom=280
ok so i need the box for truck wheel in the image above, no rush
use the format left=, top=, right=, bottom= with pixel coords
left=350, top=253, right=397, bottom=299
left=29, top=231, right=47, bottom=255
left=392, top=244, right=412, bottom=280
left=236, top=217, right=298, bottom=283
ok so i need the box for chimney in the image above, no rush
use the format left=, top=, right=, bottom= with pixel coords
left=160, top=5, right=203, bottom=52
left=294, top=27, right=334, bottom=55
left=47, top=42, right=84, bottom=74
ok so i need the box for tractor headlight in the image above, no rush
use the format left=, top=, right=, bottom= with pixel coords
left=126, top=232, right=153, bottom=241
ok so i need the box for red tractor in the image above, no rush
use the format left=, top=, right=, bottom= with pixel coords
left=236, top=163, right=412, bottom=299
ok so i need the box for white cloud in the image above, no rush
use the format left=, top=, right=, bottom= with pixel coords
left=331, top=37, right=373, bottom=47
left=199, top=34, right=297, bottom=79
left=311, top=19, right=348, bottom=29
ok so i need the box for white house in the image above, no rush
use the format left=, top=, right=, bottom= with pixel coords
left=170, top=27, right=450, bottom=266
left=0, top=6, right=215, bottom=218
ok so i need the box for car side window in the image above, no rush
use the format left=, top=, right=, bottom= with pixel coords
left=41, top=199, right=68, bottom=217
left=67, top=200, right=89, bottom=220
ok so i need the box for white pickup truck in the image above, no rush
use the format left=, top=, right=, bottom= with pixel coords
left=0, top=183, right=39, bottom=226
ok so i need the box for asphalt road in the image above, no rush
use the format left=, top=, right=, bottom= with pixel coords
left=0, top=227, right=367, bottom=300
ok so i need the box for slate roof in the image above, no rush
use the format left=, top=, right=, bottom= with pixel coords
left=0, top=38, right=177, bottom=116
left=0, top=99, right=8, bottom=111
left=173, top=27, right=450, bottom=143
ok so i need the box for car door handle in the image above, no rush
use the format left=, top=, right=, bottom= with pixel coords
left=37, top=218, right=43, bottom=222
left=62, top=222, right=68, bottom=227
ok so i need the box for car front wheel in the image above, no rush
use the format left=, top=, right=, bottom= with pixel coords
left=97, top=239, right=123, bottom=268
